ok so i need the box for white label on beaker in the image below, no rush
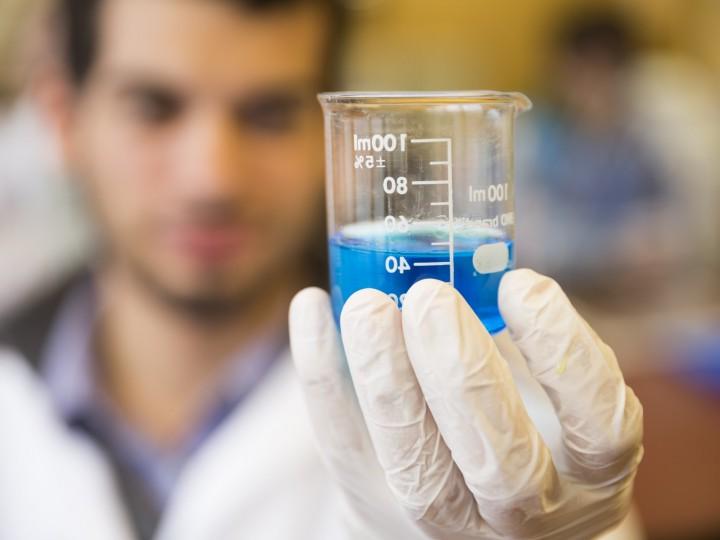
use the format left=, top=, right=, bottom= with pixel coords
left=473, top=242, right=509, bottom=274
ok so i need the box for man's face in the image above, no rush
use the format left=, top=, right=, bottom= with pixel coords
left=557, top=48, right=622, bottom=131
left=62, top=0, right=328, bottom=310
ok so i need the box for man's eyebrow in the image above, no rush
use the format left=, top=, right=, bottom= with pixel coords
left=236, top=87, right=317, bottom=107
left=97, top=69, right=321, bottom=103
left=87, top=75, right=181, bottom=106
left=229, top=78, right=322, bottom=107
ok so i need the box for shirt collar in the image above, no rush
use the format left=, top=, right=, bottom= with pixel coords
left=41, top=276, right=288, bottom=430
left=41, top=277, right=97, bottom=421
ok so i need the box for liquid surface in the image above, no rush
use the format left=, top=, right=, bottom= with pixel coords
left=329, top=223, right=513, bottom=334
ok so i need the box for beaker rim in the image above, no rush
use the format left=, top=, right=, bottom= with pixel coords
left=317, top=90, right=531, bottom=111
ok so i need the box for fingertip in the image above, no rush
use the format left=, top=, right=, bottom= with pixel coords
left=288, top=288, right=341, bottom=384
left=289, top=288, right=343, bottom=387
left=339, top=288, right=404, bottom=367
left=498, top=268, right=545, bottom=301
left=289, top=287, right=334, bottom=337
left=498, top=269, right=567, bottom=331
left=404, top=278, right=451, bottom=304
left=402, top=278, right=455, bottom=325
left=340, top=288, right=396, bottom=328
left=290, top=286, right=331, bottom=314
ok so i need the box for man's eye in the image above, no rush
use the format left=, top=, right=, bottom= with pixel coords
left=130, top=91, right=182, bottom=123
left=236, top=97, right=303, bottom=133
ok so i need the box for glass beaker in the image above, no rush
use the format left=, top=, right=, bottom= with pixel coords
left=319, top=91, right=531, bottom=334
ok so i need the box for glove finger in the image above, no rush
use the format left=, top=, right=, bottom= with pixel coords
left=291, top=289, right=436, bottom=540
left=340, top=288, right=487, bottom=534
left=401, top=279, right=560, bottom=538
left=498, top=269, right=644, bottom=485
left=289, top=288, right=375, bottom=488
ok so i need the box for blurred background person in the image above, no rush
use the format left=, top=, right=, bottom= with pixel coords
left=516, top=8, right=680, bottom=299
left=510, top=8, right=720, bottom=537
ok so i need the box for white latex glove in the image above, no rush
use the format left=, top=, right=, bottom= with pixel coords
left=289, top=269, right=643, bottom=540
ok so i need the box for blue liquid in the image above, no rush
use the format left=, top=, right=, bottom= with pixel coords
left=329, top=226, right=513, bottom=334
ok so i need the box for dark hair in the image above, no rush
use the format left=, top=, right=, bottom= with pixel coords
left=555, top=9, right=636, bottom=66
left=57, top=0, right=346, bottom=87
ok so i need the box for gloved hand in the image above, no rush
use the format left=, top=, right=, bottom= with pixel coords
left=289, top=269, right=643, bottom=540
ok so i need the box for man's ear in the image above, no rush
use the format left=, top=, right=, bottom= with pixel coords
left=30, top=60, right=79, bottom=165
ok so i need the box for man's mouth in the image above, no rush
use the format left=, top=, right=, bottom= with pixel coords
left=165, top=223, right=256, bottom=264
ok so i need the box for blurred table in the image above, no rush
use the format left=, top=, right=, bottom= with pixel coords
left=572, top=280, right=720, bottom=540
left=627, top=372, right=720, bottom=539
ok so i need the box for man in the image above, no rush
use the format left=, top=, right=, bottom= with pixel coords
left=516, top=8, right=673, bottom=299
left=0, top=0, right=644, bottom=539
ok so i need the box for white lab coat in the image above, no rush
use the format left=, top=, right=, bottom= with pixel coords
left=0, top=348, right=642, bottom=540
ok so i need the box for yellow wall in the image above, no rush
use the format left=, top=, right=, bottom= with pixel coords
left=1, top=0, right=719, bottom=99
left=341, top=0, right=720, bottom=91
left=0, top=0, right=50, bottom=101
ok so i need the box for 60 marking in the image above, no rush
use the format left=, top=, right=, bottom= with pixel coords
left=384, top=215, right=409, bottom=233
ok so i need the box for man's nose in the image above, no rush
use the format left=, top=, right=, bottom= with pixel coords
left=174, top=113, right=246, bottom=198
